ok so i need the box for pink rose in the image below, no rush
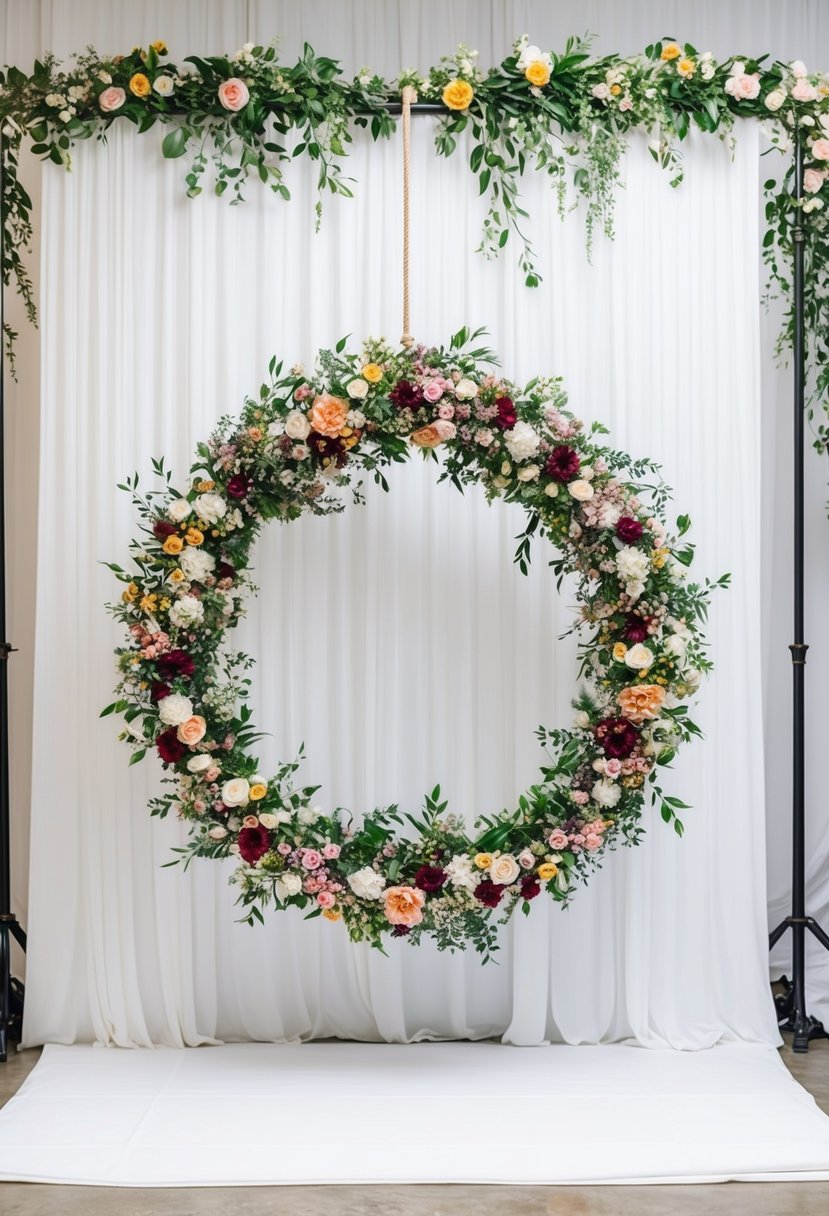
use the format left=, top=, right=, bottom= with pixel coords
left=811, top=139, right=829, bottom=161
left=277, top=842, right=292, bottom=856
left=242, top=815, right=259, bottom=829
left=792, top=78, right=818, bottom=103
left=317, top=891, right=336, bottom=909
left=548, top=829, right=569, bottom=850
left=727, top=73, right=760, bottom=101
left=592, top=83, right=609, bottom=100
left=605, top=758, right=623, bottom=777
left=294, top=383, right=312, bottom=401
left=804, top=168, right=826, bottom=193
left=518, top=849, right=535, bottom=869
left=422, top=379, right=444, bottom=403
left=205, top=766, right=221, bottom=782
left=176, top=715, right=207, bottom=746
left=218, top=77, right=250, bottom=111
left=585, top=833, right=602, bottom=852
left=301, top=849, right=323, bottom=870
left=322, top=842, right=341, bottom=860
left=570, top=789, right=589, bottom=806
left=438, top=403, right=455, bottom=420
left=619, top=98, right=632, bottom=112
left=99, top=86, right=126, bottom=112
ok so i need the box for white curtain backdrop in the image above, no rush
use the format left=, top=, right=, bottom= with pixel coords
left=18, top=105, right=777, bottom=1048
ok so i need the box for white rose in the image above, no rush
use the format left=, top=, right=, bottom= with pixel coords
left=700, top=62, right=715, bottom=80
left=208, top=825, right=228, bottom=840
left=347, top=409, right=366, bottom=428
left=347, top=867, right=386, bottom=900
left=267, top=419, right=285, bottom=437
left=98, top=70, right=112, bottom=84
left=592, top=82, right=610, bottom=100
left=664, top=635, right=688, bottom=661
left=445, top=854, right=477, bottom=891
left=476, top=428, right=493, bottom=446
left=517, top=43, right=543, bottom=69
left=187, top=754, right=212, bottom=773
left=59, top=109, right=72, bottom=123
left=454, top=378, right=478, bottom=401
left=626, top=580, right=645, bottom=604
left=168, top=498, right=192, bottom=523
left=490, top=854, right=520, bottom=885
left=568, top=479, right=594, bottom=501
left=285, top=410, right=311, bottom=440
left=179, top=546, right=216, bottom=583
left=574, top=710, right=590, bottom=728
left=625, top=643, right=654, bottom=670
left=516, top=464, right=540, bottom=481
left=544, top=483, right=559, bottom=498
left=347, top=378, right=369, bottom=400
left=257, top=812, right=280, bottom=829
left=504, top=421, right=540, bottom=463
left=765, top=89, right=786, bottom=112
left=592, top=778, right=622, bottom=809
left=222, top=778, right=250, bottom=807
left=194, top=492, right=227, bottom=523
left=153, top=75, right=175, bottom=96
left=298, top=805, right=321, bottom=825
left=158, top=694, right=193, bottom=726
left=791, top=60, right=808, bottom=78
left=275, top=872, right=303, bottom=901
left=169, top=596, right=205, bottom=628
left=616, top=545, right=650, bottom=585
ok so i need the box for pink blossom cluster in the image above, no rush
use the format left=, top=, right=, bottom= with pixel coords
left=129, top=625, right=173, bottom=659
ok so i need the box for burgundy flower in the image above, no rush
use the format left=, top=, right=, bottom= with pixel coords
left=545, top=445, right=581, bottom=482
left=392, top=924, right=411, bottom=937
left=623, top=613, right=649, bottom=644
left=616, top=516, right=644, bottom=543
left=156, top=728, right=186, bottom=765
left=308, top=431, right=349, bottom=468
left=156, top=649, right=195, bottom=680
left=153, top=519, right=178, bottom=541
left=389, top=379, right=424, bottom=409
left=596, top=717, right=639, bottom=759
left=493, top=395, right=517, bottom=429
left=238, top=824, right=271, bottom=864
left=216, top=560, right=236, bottom=583
left=520, top=876, right=541, bottom=901
left=150, top=681, right=171, bottom=703
left=474, top=879, right=504, bottom=909
left=226, top=474, right=251, bottom=500
left=414, top=865, right=448, bottom=894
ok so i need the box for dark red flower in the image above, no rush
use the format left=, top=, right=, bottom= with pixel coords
left=392, top=924, right=411, bottom=936
left=156, top=728, right=186, bottom=765
left=389, top=379, right=424, bottom=409
left=156, top=649, right=195, bottom=680
left=150, top=681, right=171, bottom=703
left=545, top=445, right=581, bottom=482
left=308, top=431, right=349, bottom=468
left=474, top=879, right=504, bottom=909
left=238, top=824, right=271, bottom=864
left=226, top=474, right=251, bottom=499
left=623, top=613, right=649, bottom=644
left=216, top=560, right=236, bottom=583
left=596, top=717, right=639, bottom=759
left=153, top=519, right=178, bottom=540
left=493, top=395, right=517, bottom=429
left=414, top=865, right=448, bottom=893
left=616, top=516, right=644, bottom=543
left=520, top=876, right=541, bottom=901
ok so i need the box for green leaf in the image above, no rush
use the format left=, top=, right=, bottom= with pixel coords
left=162, top=126, right=188, bottom=159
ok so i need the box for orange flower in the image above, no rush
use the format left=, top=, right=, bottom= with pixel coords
left=525, top=60, right=551, bottom=88
left=195, top=479, right=215, bottom=492
left=185, top=527, right=204, bottom=546
left=322, top=907, right=342, bottom=921
left=162, top=534, right=184, bottom=555
left=247, top=426, right=263, bottom=441
left=129, top=72, right=151, bottom=97
left=410, top=419, right=456, bottom=448
left=308, top=393, right=348, bottom=438
left=442, top=79, right=474, bottom=111
left=177, top=716, right=207, bottom=745
left=617, top=683, right=666, bottom=724
left=660, top=43, right=682, bottom=61
left=383, top=885, right=425, bottom=927
left=677, top=57, right=695, bottom=78
left=361, top=363, right=383, bottom=383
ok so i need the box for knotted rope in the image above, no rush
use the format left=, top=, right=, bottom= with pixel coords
left=400, top=84, right=417, bottom=349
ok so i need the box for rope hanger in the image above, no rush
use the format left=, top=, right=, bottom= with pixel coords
left=400, top=84, right=417, bottom=349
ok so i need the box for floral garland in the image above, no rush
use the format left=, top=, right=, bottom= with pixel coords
left=104, top=329, right=725, bottom=955
left=1, top=34, right=829, bottom=450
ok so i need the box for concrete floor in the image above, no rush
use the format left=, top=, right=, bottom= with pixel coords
left=1, top=1041, right=829, bottom=1214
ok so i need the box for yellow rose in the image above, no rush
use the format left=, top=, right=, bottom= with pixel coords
left=169, top=568, right=185, bottom=583
left=525, top=60, right=551, bottom=88
left=185, top=527, right=204, bottom=546
left=122, top=582, right=139, bottom=603
left=660, top=43, right=682, bottom=61
left=613, top=642, right=628, bottom=662
left=151, top=40, right=167, bottom=55
left=162, top=534, right=183, bottom=555
left=610, top=83, right=622, bottom=96
left=361, top=363, right=383, bottom=383
left=249, top=783, right=267, bottom=801
left=322, top=907, right=342, bottom=921
left=474, top=852, right=493, bottom=870
left=129, top=72, right=151, bottom=97
left=442, top=79, right=474, bottom=111
left=652, top=547, right=669, bottom=569
left=677, top=58, right=695, bottom=78
left=538, top=862, right=559, bottom=881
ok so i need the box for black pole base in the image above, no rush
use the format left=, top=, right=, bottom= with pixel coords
left=769, top=913, right=829, bottom=1052
left=0, top=914, right=26, bottom=1064
left=774, top=974, right=828, bottom=1052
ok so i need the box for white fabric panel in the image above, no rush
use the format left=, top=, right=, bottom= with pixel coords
left=21, top=111, right=774, bottom=1048
left=3, top=1042, right=829, bottom=1184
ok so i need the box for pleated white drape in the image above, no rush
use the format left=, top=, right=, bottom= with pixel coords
left=19, top=106, right=778, bottom=1047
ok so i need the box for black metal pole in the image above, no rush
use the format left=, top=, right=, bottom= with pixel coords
left=768, top=127, right=829, bottom=1052
left=0, top=128, right=27, bottom=1064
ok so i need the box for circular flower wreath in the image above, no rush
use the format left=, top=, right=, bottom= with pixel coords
left=105, top=327, right=723, bottom=958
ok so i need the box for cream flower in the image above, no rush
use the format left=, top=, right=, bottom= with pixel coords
left=625, top=643, right=654, bottom=670
left=568, top=479, right=594, bottom=501
left=179, top=546, right=215, bottom=583
left=187, top=754, right=212, bottom=773
left=347, top=378, right=369, bottom=400
left=168, top=498, right=192, bottom=523
left=285, top=410, right=312, bottom=440
left=221, top=777, right=250, bottom=807
left=454, top=378, right=478, bottom=400
left=348, top=867, right=386, bottom=899
left=592, top=778, right=622, bottom=809
left=504, top=421, right=540, bottom=462
left=194, top=492, right=227, bottom=523
left=158, top=694, right=194, bottom=726
left=490, top=854, right=521, bottom=885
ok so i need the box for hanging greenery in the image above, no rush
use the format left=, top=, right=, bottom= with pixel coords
left=0, top=34, right=826, bottom=457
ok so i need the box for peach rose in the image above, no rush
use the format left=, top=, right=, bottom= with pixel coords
left=727, top=72, right=760, bottom=101
left=308, top=393, right=348, bottom=438
left=218, top=77, right=250, bottom=111
left=617, top=683, right=666, bottom=724
left=791, top=78, right=818, bottom=103
left=410, top=419, right=456, bottom=448
left=804, top=168, right=826, bottom=193
left=177, top=715, right=207, bottom=745
left=383, top=885, right=425, bottom=927
left=811, top=139, right=829, bottom=161
left=99, top=86, right=126, bottom=112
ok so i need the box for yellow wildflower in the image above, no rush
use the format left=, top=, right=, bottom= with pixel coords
left=660, top=42, right=682, bottom=61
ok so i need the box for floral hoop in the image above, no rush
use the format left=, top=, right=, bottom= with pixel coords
left=105, top=328, right=724, bottom=957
